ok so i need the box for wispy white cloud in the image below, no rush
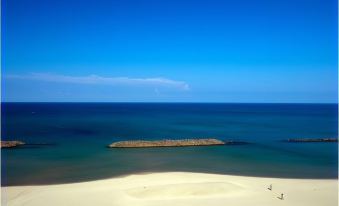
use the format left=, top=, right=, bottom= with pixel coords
left=5, top=73, right=190, bottom=90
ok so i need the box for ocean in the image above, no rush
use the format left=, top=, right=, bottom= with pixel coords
left=1, top=103, right=338, bottom=186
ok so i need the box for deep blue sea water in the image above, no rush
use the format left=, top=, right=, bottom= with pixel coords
left=1, top=103, right=338, bottom=186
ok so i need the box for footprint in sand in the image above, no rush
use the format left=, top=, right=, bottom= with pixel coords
left=126, top=182, right=244, bottom=199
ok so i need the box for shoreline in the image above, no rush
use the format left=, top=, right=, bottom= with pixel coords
left=2, top=171, right=338, bottom=187
left=2, top=172, right=338, bottom=206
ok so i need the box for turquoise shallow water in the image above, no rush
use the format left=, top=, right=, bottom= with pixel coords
left=1, top=103, right=338, bottom=185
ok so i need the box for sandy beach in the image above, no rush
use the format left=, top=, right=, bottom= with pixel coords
left=2, top=172, right=337, bottom=206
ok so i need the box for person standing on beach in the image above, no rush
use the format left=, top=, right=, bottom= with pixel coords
left=268, top=184, right=272, bottom=190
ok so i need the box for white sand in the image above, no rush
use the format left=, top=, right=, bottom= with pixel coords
left=2, top=172, right=338, bottom=206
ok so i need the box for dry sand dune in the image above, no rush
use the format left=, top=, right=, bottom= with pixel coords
left=2, top=172, right=337, bottom=206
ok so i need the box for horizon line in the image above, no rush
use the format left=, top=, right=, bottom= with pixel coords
left=1, top=101, right=338, bottom=104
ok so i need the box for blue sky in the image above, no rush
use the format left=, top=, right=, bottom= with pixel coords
left=2, top=0, right=338, bottom=102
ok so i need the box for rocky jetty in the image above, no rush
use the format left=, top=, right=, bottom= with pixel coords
left=108, top=138, right=225, bottom=148
left=1, top=141, right=25, bottom=148
left=285, top=138, right=338, bottom=143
